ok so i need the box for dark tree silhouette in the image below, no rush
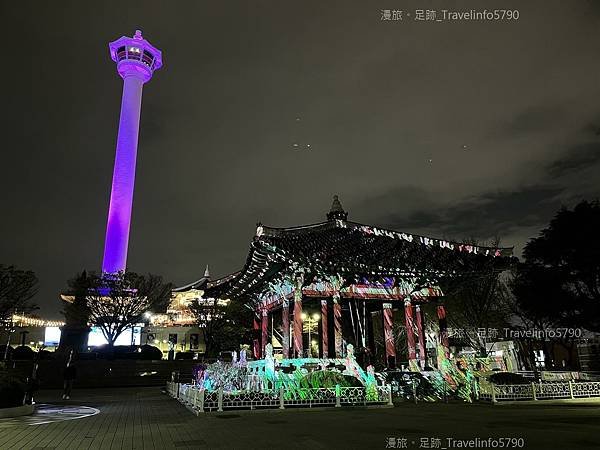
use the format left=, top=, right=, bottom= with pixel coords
left=0, top=264, right=39, bottom=320
left=507, top=265, right=578, bottom=369
left=189, top=297, right=254, bottom=358
left=59, top=271, right=93, bottom=352
left=516, top=200, right=600, bottom=333
left=85, top=271, right=172, bottom=347
left=441, top=240, right=512, bottom=356
left=62, top=271, right=92, bottom=327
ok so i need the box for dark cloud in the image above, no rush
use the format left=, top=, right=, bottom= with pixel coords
left=370, top=185, right=564, bottom=243
left=493, top=104, right=567, bottom=138
left=360, top=122, right=600, bottom=247
left=546, top=142, right=600, bottom=178
left=583, top=0, right=600, bottom=15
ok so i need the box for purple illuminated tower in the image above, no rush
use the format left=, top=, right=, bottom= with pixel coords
left=102, top=30, right=163, bottom=273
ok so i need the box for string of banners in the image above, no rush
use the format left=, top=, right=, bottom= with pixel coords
left=343, top=222, right=512, bottom=257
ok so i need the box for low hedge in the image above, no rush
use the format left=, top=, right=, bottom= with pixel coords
left=85, top=345, right=163, bottom=360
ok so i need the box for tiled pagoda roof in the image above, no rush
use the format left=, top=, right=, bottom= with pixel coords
left=202, top=211, right=514, bottom=301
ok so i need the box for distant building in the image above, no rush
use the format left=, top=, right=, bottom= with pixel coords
left=142, top=266, right=212, bottom=355
left=0, top=314, right=65, bottom=351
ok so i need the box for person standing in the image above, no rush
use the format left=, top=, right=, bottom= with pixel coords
left=62, top=351, right=77, bottom=400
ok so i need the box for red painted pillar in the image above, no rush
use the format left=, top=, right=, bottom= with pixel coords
left=404, top=298, right=417, bottom=363
left=253, top=315, right=261, bottom=359
left=382, top=303, right=396, bottom=367
left=261, top=308, right=268, bottom=355
left=333, top=294, right=343, bottom=357
left=415, top=304, right=426, bottom=368
left=321, top=299, right=329, bottom=358
left=293, top=274, right=304, bottom=358
left=282, top=299, right=290, bottom=358
left=437, top=303, right=450, bottom=357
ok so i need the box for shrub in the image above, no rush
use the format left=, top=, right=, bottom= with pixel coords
left=301, top=370, right=362, bottom=388
left=111, top=345, right=138, bottom=354
left=77, top=352, right=98, bottom=360
left=488, top=372, right=528, bottom=385
left=0, top=373, right=26, bottom=408
left=38, top=350, right=54, bottom=360
left=117, top=352, right=140, bottom=360
left=94, top=345, right=138, bottom=359
left=138, top=345, right=163, bottom=360
left=12, top=346, right=35, bottom=360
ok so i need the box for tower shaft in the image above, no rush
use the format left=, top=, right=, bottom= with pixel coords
left=102, top=75, right=144, bottom=273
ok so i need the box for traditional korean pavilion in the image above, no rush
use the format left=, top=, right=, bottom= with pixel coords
left=187, top=196, right=514, bottom=368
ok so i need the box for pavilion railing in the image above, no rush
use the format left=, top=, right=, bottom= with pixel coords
left=166, top=382, right=392, bottom=414
left=479, top=381, right=600, bottom=402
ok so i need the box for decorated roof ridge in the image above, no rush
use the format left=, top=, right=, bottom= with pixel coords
left=343, top=221, right=514, bottom=256
left=173, top=272, right=242, bottom=294
left=256, top=220, right=336, bottom=236
left=327, top=194, right=348, bottom=221
left=330, top=195, right=344, bottom=212
left=172, top=275, right=209, bottom=292
left=256, top=219, right=513, bottom=256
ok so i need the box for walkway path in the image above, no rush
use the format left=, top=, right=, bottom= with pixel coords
left=0, top=387, right=599, bottom=449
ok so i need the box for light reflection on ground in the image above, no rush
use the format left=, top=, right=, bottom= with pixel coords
left=0, top=404, right=100, bottom=428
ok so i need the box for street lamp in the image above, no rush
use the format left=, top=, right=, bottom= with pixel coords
left=301, top=312, right=320, bottom=357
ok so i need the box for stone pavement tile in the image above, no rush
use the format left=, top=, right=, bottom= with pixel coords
left=2, top=387, right=600, bottom=449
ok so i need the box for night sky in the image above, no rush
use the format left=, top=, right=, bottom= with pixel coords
left=2, top=1, right=600, bottom=319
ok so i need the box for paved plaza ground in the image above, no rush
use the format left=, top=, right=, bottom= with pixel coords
left=0, top=387, right=599, bottom=449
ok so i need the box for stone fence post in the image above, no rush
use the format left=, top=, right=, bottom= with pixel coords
left=198, top=389, right=205, bottom=413
left=568, top=381, right=574, bottom=399
left=218, top=387, right=224, bottom=412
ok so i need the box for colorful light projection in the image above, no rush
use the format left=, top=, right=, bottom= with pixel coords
left=102, top=30, right=163, bottom=273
